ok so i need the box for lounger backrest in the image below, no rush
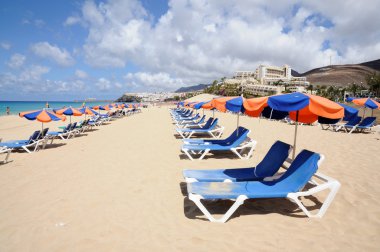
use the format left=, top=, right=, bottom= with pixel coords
left=64, top=123, right=72, bottom=132
left=207, top=118, right=218, bottom=130
left=346, top=116, right=361, bottom=126
left=202, top=117, right=214, bottom=129
left=227, top=127, right=249, bottom=147
left=197, top=115, right=206, bottom=124
left=70, top=122, right=77, bottom=130
left=318, top=117, right=340, bottom=125
left=358, top=117, right=376, bottom=127
left=40, top=128, right=49, bottom=138
left=192, top=114, right=200, bottom=120
left=255, top=141, right=291, bottom=177
left=271, top=150, right=321, bottom=193
left=27, top=130, right=41, bottom=144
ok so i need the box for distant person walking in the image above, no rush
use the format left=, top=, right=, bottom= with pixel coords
left=45, top=102, right=50, bottom=108
left=6, top=106, right=10, bottom=115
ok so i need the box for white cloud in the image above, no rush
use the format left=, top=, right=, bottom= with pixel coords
left=95, top=77, right=112, bottom=90
left=66, top=0, right=380, bottom=91
left=31, top=42, right=75, bottom=66
left=125, top=72, right=184, bottom=90
left=0, top=42, right=11, bottom=50
left=7, top=53, right=26, bottom=69
left=114, top=82, right=123, bottom=88
left=64, top=16, right=81, bottom=26
left=19, top=65, right=50, bottom=81
left=75, top=69, right=88, bottom=79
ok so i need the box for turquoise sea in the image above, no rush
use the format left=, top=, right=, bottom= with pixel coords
left=0, top=101, right=111, bottom=116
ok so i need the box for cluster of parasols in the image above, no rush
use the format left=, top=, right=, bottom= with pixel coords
left=178, top=92, right=379, bottom=158
left=18, top=103, right=143, bottom=133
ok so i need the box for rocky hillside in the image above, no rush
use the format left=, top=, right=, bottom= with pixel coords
left=175, top=84, right=209, bottom=93
left=296, top=59, right=380, bottom=87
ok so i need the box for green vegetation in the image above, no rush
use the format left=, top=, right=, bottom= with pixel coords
left=115, top=95, right=142, bottom=103
left=366, top=72, right=380, bottom=97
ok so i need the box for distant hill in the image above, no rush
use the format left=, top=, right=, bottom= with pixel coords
left=175, top=84, right=209, bottom=93
left=359, top=59, right=380, bottom=71
left=293, top=59, right=380, bottom=87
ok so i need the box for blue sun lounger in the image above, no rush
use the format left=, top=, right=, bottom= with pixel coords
left=0, top=130, right=41, bottom=153
left=345, top=117, right=376, bottom=134
left=173, top=110, right=193, bottom=120
left=47, top=122, right=77, bottom=141
left=181, top=127, right=256, bottom=160
left=175, top=113, right=200, bottom=124
left=186, top=150, right=340, bottom=222
left=176, top=115, right=206, bottom=128
left=176, top=118, right=224, bottom=139
left=334, top=116, right=361, bottom=132
left=183, top=141, right=292, bottom=181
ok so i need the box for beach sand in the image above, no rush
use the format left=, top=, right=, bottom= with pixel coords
left=0, top=107, right=379, bottom=251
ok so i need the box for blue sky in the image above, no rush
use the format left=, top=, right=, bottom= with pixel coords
left=1, top=0, right=379, bottom=101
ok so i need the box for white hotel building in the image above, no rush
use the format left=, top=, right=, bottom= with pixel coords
left=225, top=65, right=310, bottom=96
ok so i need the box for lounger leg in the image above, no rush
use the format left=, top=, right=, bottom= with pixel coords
left=231, top=148, right=244, bottom=159
left=348, top=127, right=356, bottom=134
left=22, top=146, right=32, bottom=153
left=186, top=132, right=194, bottom=139
left=198, top=149, right=210, bottom=160
left=182, top=149, right=194, bottom=161
left=188, top=194, right=248, bottom=223
left=245, top=143, right=257, bottom=159
left=287, top=180, right=341, bottom=218
left=1, top=149, right=11, bottom=164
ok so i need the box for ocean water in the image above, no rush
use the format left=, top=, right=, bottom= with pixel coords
left=0, top=101, right=111, bottom=116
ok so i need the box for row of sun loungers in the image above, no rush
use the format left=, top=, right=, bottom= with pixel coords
left=171, top=108, right=256, bottom=160
left=0, top=108, right=141, bottom=164
left=171, top=107, right=341, bottom=223
left=320, top=116, right=377, bottom=134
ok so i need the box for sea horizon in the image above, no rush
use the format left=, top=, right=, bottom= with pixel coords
left=0, top=100, right=113, bottom=116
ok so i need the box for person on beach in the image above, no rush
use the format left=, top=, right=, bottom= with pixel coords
left=45, top=102, right=50, bottom=108
left=6, top=106, right=10, bottom=115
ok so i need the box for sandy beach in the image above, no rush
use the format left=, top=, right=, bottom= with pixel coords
left=0, top=106, right=379, bottom=251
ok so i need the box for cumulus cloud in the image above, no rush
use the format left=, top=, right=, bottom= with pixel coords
left=1, top=42, right=11, bottom=50
left=95, top=77, right=112, bottom=90
left=19, top=65, right=50, bottom=81
left=7, top=53, right=26, bottom=69
left=64, top=16, right=82, bottom=26
left=31, top=42, right=75, bottom=66
left=75, top=69, right=88, bottom=79
left=125, top=72, right=184, bottom=90
left=65, top=0, right=380, bottom=91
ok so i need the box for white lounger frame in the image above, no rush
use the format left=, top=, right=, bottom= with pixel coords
left=187, top=155, right=341, bottom=223
left=182, top=139, right=257, bottom=161
left=0, top=147, right=11, bottom=164
left=176, top=126, right=224, bottom=139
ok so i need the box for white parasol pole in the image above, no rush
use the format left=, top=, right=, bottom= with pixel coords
left=236, top=112, right=240, bottom=136
left=292, top=110, right=299, bottom=159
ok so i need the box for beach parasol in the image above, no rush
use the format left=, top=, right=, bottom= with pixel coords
left=55, top=106, right=83, bottom=124
left=243, top=92, right=345, bottom=158
left=207, top=96, right=240, bottom=133
left=351, top=98, right=380, bottom=117
left=19, top=109, right=66, bottom=137
left=78, top=106, right=99, bottom=120
left=193, top=101, right=208, bottom=116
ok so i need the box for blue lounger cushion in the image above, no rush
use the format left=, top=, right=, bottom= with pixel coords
left=187, top=150, right=320, bottom=199
left=183, top=141, right=291, bottom=182
left=183, top=127, right=247, bottom=145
